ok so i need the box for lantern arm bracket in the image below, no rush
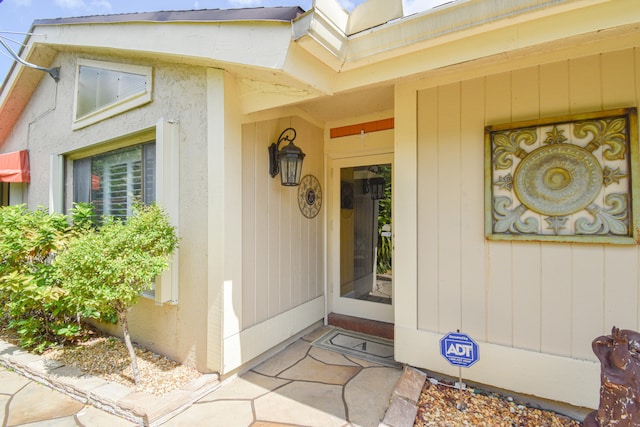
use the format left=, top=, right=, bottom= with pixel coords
left=268, top=127, right=297, bottom=178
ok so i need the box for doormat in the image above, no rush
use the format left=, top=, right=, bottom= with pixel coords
left=311, top=328, right=401, bottom=368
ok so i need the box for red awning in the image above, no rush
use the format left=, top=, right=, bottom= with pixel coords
left=0, top=150, right=30, bottom=183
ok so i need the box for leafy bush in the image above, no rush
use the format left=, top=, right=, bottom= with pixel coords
left=55, top=203, right=178, bottom=322
left=0, top=205, right=85, bottom=352
left=54, top=203, right=178, bottom=383
left=0, top=201, right=177, bottom=377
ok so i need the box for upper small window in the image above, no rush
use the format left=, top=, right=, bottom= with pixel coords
left=73, top=59, right=152, bottom=130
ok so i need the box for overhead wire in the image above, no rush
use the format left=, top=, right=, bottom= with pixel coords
left=0, top=32, right=59, bottom=81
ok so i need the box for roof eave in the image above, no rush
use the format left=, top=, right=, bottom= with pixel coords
left=0, top=41, right=57, bottom=148
left=0, top=18, right=302, bottom=147
left=293, top=0, right=632, bottom=76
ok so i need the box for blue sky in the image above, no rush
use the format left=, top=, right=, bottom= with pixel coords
left=0, top=0, right=445, bottom=82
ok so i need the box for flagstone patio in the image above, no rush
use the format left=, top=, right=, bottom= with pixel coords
left=0, top=326, right=424, bottom=426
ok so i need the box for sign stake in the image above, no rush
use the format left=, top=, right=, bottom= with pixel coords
left=457, top=366, right=464, bottom=410
left=439, top=330, right=479, bottom=411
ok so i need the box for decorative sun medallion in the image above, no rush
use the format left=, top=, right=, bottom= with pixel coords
left=513, top=144, right=603, bottom=216
left=298, top=175, right=322, bottom=219
left=485, top=108, right=637, bottom=243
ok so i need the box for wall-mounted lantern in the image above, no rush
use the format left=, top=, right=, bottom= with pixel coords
left=368, top=175, right=386, bottom=200
left=269, top=127, right=305, bottom=186
left=363, top=167, right=386, bottom=200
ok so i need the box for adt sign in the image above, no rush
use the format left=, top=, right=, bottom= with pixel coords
left=440, top=332, right=479, bottom=368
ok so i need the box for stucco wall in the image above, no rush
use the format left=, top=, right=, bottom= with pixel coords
left=3, top=51, right=212, bottom=370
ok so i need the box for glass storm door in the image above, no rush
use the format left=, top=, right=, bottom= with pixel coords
left=330, top=154, right=393, bottom=323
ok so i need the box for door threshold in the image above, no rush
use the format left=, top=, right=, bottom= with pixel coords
left=327, top=313, right=394, bottom=340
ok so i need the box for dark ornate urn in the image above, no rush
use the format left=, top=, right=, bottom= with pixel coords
left=584, top=327, right=640, bottom=427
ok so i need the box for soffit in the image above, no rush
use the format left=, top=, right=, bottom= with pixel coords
left=0, top=46, right=56, bottom=146
left=294, top=85, right=394, bottom=123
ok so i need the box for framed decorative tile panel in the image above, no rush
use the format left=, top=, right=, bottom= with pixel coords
left=485, top=108, right=639, bottom=244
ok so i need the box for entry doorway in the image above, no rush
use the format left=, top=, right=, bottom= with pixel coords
left=329, top=154, right=393, bottom=324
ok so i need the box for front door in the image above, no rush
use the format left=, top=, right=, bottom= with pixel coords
left=329, top=154, right=393, bottom=323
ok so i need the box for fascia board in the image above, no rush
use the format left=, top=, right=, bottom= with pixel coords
left=295, top=0, right=629, bottom=75
left=293, top=8, right=346, bottom=69
left=340, top=0, right=624, bottom=69
left=335, top=19, right=640, bottom=96
left=31, top=20, right=294, bottom=71
left=324, top=0, right=640, bottom=92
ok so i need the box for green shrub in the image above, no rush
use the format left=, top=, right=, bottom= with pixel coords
left=0, top=205, right=83, bottom=352
left=54, top=203, right=178, bottom=383
left=0, top=201, right=177, bottom=374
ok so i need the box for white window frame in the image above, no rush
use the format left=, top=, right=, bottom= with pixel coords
left=72, top=59, right=153, bottom=130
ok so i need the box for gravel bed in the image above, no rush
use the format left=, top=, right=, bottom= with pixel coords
left=0, top=326, right=201, bottom=397
left=414, top=379, right=582, bottom=427
left=41, top=335, right=202, bottom=396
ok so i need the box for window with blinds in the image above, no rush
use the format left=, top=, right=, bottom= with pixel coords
left=73, top=142, right=155, bottom=221
left=67, top=122, right=178, bottom=304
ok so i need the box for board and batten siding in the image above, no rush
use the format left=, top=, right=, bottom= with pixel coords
left=241, top=117, right=325, bottom=331
left=411, top=48, right=640, bottom=407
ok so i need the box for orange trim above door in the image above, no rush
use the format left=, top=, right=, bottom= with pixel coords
left=330, top=118, right=394, bottom=139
